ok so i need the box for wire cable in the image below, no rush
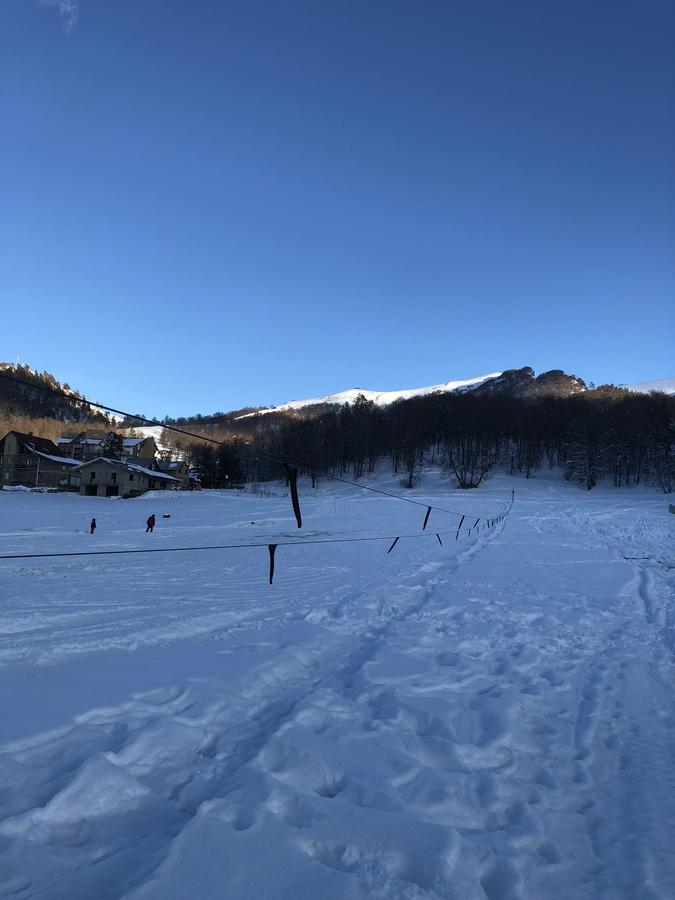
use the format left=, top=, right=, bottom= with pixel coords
left=0, top=519, right=511, bottom=561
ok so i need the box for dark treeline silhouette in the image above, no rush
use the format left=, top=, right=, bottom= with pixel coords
left=164, top=389, right=674, bottom=494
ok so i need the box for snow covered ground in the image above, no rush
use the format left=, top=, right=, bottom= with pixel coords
left=0, top=473, right=674, bottom=899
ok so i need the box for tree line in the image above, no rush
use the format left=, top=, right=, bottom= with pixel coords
left=163, top=389, right=674, bottom=494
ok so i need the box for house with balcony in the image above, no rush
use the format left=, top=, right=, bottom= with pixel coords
left=121, top=436, right=158, bottom=461
left=0, top=431, right=80, bottom=490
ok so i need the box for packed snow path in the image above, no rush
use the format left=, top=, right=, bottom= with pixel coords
left=0, top=475, right=674, bottom=899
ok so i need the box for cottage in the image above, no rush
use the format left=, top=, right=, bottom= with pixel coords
left=74, top=457, right=179, bottom=497
left=158, top=458, right=190, bottom=489
left=0, top=431, right=80, bottom=490
left=121, top=436, right=157, bottom=461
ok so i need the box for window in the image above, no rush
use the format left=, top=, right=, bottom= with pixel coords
left=89, top=472, right=96, bottom=482
left=129, top=474, right=134, bottom=481
left=111, top=472, right=117, bottom=483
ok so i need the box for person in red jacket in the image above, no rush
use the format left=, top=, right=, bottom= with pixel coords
left=146, top=514, right=156, bottom=533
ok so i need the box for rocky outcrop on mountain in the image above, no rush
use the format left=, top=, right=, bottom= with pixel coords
left=475, top=367, right=586, bottom=399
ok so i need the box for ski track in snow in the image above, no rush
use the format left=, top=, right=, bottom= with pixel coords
left=0, top=475, right=674, bottom=899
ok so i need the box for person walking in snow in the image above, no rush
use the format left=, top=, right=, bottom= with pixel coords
left=146, top=514, right=156, bottom=533
left=90, top=518, right=96, bottom=535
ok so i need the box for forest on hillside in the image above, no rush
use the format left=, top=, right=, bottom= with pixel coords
left=161, top=389, right=675, bottom=494
left=0, top=365, right=110, bottom=439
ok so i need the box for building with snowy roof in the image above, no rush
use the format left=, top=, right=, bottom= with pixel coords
left=0, top=431, right=80, bottom=490
left=157, top=458, right=190, bottom=489
left=74, top=458, right=179, bottom=497
left=57, top=430, right=158, bottom=463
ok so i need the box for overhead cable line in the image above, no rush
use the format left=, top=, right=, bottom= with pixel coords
left=0, top=370, right=228, bottom=449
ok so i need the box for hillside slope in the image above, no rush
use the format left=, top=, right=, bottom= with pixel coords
left=0, top=364, right=108, bottom=426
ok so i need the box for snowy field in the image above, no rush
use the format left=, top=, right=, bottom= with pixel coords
left=0, top=473, right=674, bottom=899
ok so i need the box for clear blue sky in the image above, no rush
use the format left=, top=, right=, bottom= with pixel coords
left=2, top=0, right=673, bottom=418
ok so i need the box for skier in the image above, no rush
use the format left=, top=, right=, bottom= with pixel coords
left=146, top=514, right=156, bottom=533
left=90, top=518, right=96, bottom=535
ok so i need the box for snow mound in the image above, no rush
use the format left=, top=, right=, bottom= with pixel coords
left=0, top=754, right=153, bottom=841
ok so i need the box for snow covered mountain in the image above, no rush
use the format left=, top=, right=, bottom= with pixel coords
left=236, top=366, right=591, bottom=419
left=620, top=376, right=675, bottom=396
left=237, top=372, right=503, bottom=418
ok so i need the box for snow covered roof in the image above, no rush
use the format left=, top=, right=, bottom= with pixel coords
left=28, top=449, right=80, bottom=467
left=158, top=460, right=186, bottom=471
left=73, top=457, right=179, bottom=481
left=57, top=435, right=156, bottom=450
left=123, top=461, right=178, bottom=481
left=118, top=426, right=170, bottom=453
left=0, top=432, right=63, bottom=456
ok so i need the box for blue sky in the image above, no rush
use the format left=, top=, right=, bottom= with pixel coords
left=1, top=0, right=673, bottom=418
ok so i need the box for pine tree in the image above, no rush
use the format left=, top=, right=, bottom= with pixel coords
left=100, top=431, right=124, bottom=459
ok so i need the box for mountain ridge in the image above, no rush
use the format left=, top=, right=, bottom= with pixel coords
left=237, top=367, right=593, bottom=418
left=235, top=371, right=503, bottom=419
left=1, top=363, right=674, bottom=430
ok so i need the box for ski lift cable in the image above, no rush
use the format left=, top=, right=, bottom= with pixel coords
left=0, top=517, right=508, bottom=561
